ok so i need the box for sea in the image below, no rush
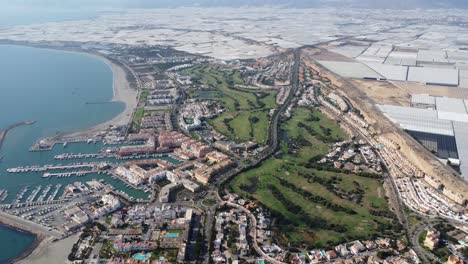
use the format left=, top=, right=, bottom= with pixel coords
left=0, top=11, right=142, bottom=261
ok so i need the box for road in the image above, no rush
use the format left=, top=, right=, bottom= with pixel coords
left=411, top=222, right=445, bottom=264
left=316, top=78, right=435, bottom=263
left=224, top=201, right=285, bottom=264
left=115, top=57, right=141, bottom=136
left=208, top=48, right=301, bottom=264
left=216, top=48, right=301, bottom=188
left=87, top=241, right=103, bottom=261
left=317, top=101, right=430, bottom=263
left=266, top=48, right=301, bottom=149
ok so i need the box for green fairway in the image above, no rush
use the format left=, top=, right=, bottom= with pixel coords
left=184, top=65, right=277, bottom=144
left=229, top=107, right=401, bottom=248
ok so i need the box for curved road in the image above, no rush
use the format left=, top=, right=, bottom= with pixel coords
left=216, top=48, right=301, bottom=187
left=223, top=201, right=286, bottom=264
left=212, top=48, right=301, bottom=264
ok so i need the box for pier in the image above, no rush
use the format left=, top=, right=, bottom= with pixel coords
left=14, top=186, right=29, bottom=204
left=36, top=185, right=52, bottom=202
left=7, top=163, right=97, bottom=173
left=42, top=171, right=96, bottom=178
left=48, top=184, right=62, bottom=201
left=54, top=153, right=102, bottom=160
left=0, top=120, right=35, bottom=153
left=0, top=190, right=8, bottom=203
left=25, top=186, right=42, bottom=203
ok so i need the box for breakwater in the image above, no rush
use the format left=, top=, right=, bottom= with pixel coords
left=0, top=121, right=36, bottom=152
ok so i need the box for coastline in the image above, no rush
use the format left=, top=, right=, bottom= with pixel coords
left=0, top=41, right=139, bottom=139
left=9, top=235, right=44, bottom=264
left=18, top=233, right=80, bottom=264
left=0, top=218, right=44, bottom=264
left=60, top=53, right=139, bottom=139
left=0, top=42, right=139, bottom=262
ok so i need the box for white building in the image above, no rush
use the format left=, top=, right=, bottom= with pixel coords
left=93, top=194, right=121, bottom=218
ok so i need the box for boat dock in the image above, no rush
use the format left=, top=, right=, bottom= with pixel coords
left=36, top=185, right=52, bottom=202
left=42, top=171, right=96, bottom=178
left=14, top=186, right=29, bottom=204
left=25, top=185, right=42, bottom=203
left=48, top=184, right=62, bottom=201
left=54, top=153, right=103, bottom=160
left=0, top=190, right=8, bottom=203
left=7, top=163, right=97, bottom=173
left=30, top=134, right=102, bottom=152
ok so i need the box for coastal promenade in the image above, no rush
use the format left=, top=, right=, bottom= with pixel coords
left=0, top=121, right=35, bottom=151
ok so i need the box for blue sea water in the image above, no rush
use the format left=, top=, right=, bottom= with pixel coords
left=0, top=44, right=130, bottom=263
left=0, top=225, right=36, bottom=263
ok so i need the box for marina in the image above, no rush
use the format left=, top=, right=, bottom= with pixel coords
left=0, top=44, right=127, bottom=263
left=25, top=185, right=42, bottom=203
left=0, top=120, right=36, bottom=153
left=0, top=190, right=8, bottom=203
left=14, top=186, right=29, bottom=205
left=36, top=185, right=52, bottom=202
left=42, top=171, right=96, bottom=178
left=48, top=184, right=62, bottom=201
left=7, top=163, right=98, bottom=173
left=54, top=153, right=102, bottom=160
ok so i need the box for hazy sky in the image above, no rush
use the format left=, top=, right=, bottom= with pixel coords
left=2, top=0, right=468, bottom=9
left=0, top=0, right=466, bottom=26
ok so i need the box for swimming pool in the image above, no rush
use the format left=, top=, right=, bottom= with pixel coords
left=166, top=232, right=180, bottom=238
left=133, top=253, right=151, bottom=261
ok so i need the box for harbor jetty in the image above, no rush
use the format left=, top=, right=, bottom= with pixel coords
left=6, top=163, right=97, bottom=173
left=0, top=121, right=36, bottom=152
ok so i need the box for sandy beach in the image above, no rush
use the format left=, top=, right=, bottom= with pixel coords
left=60, top=53, right=139, bottom=139
left=0, top=44, right=138, bottom=262
left=0, top=42, right=139, bottom=142
left=18, top=233, right=80, bottom=264
left=88, top=54, right=138, bottom=129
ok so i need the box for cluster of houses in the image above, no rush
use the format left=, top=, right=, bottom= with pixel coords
left=179, top=101, right=224, bottom=131
left=212, top=208, right=250, bottom=263
left=103, top=205, right=196, bottom=263
left=113, top=130, right=235, bottom=201
left=284, top=237, right=418, bottom=264
left=319, top=140, right=383, bottom=174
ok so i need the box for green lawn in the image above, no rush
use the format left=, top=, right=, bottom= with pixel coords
left=130, top=108, right=145, bottom=131
left=139, top=89, right=150, bottom=105
left=184, top=65, right=277, bottom=144
left=229, top=107, right=400, bottom=248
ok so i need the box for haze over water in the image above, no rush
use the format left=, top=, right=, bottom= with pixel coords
left=0, top=7, right=98, bottom=27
